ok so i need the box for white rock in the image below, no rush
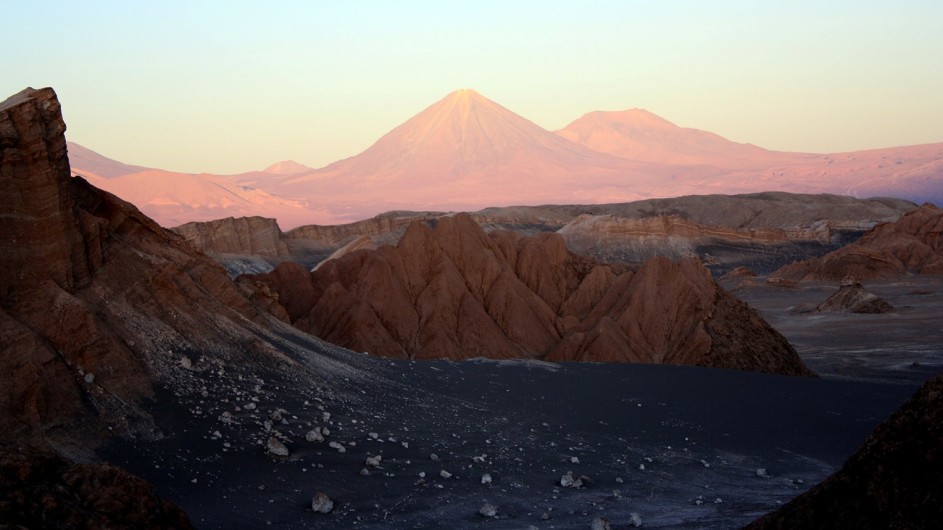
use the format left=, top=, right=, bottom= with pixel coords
left=305, top=428, right=324, bottom=443
left=481, top=473, right=492, bottom=484
left=639, top=463, right=646, bottom=471
left=479, top=502, right=497, bottom=518
left=328, top=441, right=346, bottom=453
left=418, top=471, right=426, bottom=478
left=430, top=453, right=439, bottom=461
left=701, top=459, right=711, bottom=468
left=322, top=412, right=331, bottom=422
left=266, top=437, right=289, bottom=457
left=591, top=516, right=612, bottom=530
left=756, top=468, right=770, bottom=478
left=321, top=427, right=331, bottom=437
left=84, top=372, right=95, bottom=384
left=359, top=468, right=371, bottom=476
left=244, top=402, right=257, bottom=411
left=311, top=492, right=333, bottom=514
left=560, top=472, right=575, bottom=488
left=570, top=456, right=580, bottom=464
left=179, top=356, right=192, bottom=369
left=439, top=469, right=452, bottom=479
left=615, top=477, right=624, bottom=484
left=365, top=455, right=382, bottom=468
left=629, top=512, right=643, bottom=527
left=368, top=432, right=379, bottom=440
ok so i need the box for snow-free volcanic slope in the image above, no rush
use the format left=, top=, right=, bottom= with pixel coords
left=254, top=89, right=665, bottom=219
left=555, top=109, right=779, bottom=166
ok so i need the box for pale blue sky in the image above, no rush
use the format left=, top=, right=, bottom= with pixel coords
left=3, top=1, right=942, bottom=173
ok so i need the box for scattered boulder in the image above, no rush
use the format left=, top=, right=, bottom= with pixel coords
left=481, top=473, right=492, bottom=485
left=266, top=437, right=289, bottom=457
left=591, top=516, right=612, bottom=530
left=311, top=492, right=333, bottom=514
left=305, top=428, right=324, bottom=442
left=479, top=502, right=498, bottom=518
left=439, top=470, right=452, bottom=479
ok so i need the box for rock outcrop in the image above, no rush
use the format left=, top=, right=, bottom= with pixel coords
left=0, top=445, right=194, bottom=529
left=250, top=214, right=813, bottom=376
left=0, top=88, right=270, bottom=445
left=173, top=216, right=289, bottom=257
left=746, top=374, right=943, bottom=529
left=815, top=281, right=894, bottom=314
left=774, top=204, right=943, bottom=281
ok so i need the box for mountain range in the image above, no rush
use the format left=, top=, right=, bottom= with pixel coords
left=68, top=90, right=943, bottom=229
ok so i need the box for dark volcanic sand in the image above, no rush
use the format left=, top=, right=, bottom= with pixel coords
left=101, top=334, right=915, bottom=529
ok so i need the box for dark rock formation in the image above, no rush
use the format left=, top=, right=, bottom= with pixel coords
left=815, top=281, right=894, bottom=314
left=0, top=445, right=193, bottom=529
left=774, top=204, right=943, bottom=281
left=250, top=214, right=813, bottom=376
left=746, top=374, right=943, bottom=529
left=0, top=88, right=270, bottom=445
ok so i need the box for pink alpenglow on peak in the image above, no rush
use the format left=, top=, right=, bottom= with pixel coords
left=69, top=89, right=943, bottom=229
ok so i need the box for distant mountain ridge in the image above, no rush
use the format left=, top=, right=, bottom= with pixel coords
left=68, top=89, right=943, bottom=228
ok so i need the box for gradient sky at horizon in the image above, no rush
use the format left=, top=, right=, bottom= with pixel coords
left=4, top=1, right=942, bottom=174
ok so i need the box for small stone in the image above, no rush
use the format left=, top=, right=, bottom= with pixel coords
left=179, top=356, right=192, bottom=369
left=322, top=412, right=331, bottom=422
left=270, top=410, right=283, bottom=422
left=311, top=492, right=333, bottom=514
left=365, top=455, right=382, bottom=468
left=430, top=453, right=439, bottom=462
left=714, top=497, right=723, bottom=504
left=479, top=502, right=497, bottom=518
left=591, top=516, right=612, bottom=530
left=615, top=477, right=624, bottom=484
left=560, top=472, right=575, bottom=488
left=321, top=427, right=331, bottom=437
left=756, top=468, right=770, bottom=478
left=540, top=512, right=550, bottom=521
left=305, top=428, right=324, bottom=443
left=481, top=473, right=492, bottom=484
left=439, top=469, right=452, bottom=479
left=639, top=463, right=646, bottom=471
left=84, top=372, right=95, bottom=384
left=219, top=411, right=233, bottom=424
left=244, top=402, right=257, bottom=411
left=328, top=441, right=346, bottom=453
left=418, top=471, right=426, bottom=478
left=266, top=437, right=289, bottom=457
left=369, top=432, right=379, bottom=440
left=629, top=512, right=643, bottom=527
left=360, top=468, right=371, bottom=476
left=570, top=456, right=580, bottom=464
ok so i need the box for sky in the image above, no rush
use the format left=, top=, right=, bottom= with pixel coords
left=3, top=1, right=942, bottom=174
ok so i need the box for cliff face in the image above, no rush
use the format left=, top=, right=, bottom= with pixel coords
left=173, top=216, right=289, bottom=257
left=251, top=214, right=813, bottom=376
left=746, top=374, right=943, bottom=529
left=774, top=204, right=943, bottom=281
left=0, top=88, right=268, bottom=443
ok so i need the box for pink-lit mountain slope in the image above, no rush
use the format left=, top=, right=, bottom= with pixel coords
left=71, top=89, right=942, bottom=229
left=257, top=89, right=678, bottom=220
left=556, top=110, right=943, bottom=203
left=556, top=109, right=783, bottom=167
left=68, top=144, right=320, bottom=228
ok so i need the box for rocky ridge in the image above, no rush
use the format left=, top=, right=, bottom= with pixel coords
left=248, top=214, right=814, bottom=376
left=814, top=281, right=894, bottom=314
left=774, top=203, right=943, bottom=281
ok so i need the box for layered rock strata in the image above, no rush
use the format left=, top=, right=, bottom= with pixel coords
left=774, top=204, right=943, bottom=281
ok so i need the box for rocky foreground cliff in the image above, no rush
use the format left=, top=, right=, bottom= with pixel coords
left=248, top=214, right=814, bottom=376
left=0, top=88, right=293, bottom=448
left=774, top=203, right=943, bottom=281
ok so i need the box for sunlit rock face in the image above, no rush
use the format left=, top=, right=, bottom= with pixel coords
left=774, top=203, right=943, bottom=281
left=249, top=213, right=813, bottom=376
left=0, top=88, right=271, bottom=443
